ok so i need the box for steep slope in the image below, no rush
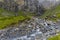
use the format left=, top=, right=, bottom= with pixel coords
left=48, top=34, right=60, bottom=40
left=0, top=8, right=31, bottom=29
left=14, top=0, right=24, bottom=5
left=40, top=5, right=60, bottom=21
left=0, top=0, right=4, bottom=2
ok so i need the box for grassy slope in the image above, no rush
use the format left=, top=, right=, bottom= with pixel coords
left=48, top=34, right=60, bottom=40
left=40, top=5, right=60, bottom=21
left=0, top=8, right=31, bottom=29
left=43, top=5, right=60, bottom=40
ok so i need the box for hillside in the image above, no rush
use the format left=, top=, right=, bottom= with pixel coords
left=14, top=0, right=24, bottom=5
left=40, top=5, right=60, bottom=21
left=48, top=34, right=60, bottom=40
left=0, top=0, right=60, bottom=40
left=0, top=8, right=31, bottom=29
left=43, top=5, right=60, bottom=40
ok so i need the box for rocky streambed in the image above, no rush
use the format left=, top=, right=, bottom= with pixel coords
left=0, top=17, right=60, bottom=40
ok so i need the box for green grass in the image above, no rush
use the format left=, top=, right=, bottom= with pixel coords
left=56, top=13, right=60, bottom=19
left=40, top=5, right=60, bottom=21
left=0, top=16, right=30, bottom=29
left=48, top=34, right=60, bottom=40
left=0, top=5, right=60, bottom=29
left=0, top=8, right=31, bottom=29
left=39, top=5, right=60, bottom=40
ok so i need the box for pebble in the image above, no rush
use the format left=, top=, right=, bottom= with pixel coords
left=0, top=17, right=60, bottom=40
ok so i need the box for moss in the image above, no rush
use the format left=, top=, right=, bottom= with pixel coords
left=40, top=5, right=60, bottom=21
left=48, top=34, right=60, bottom=40
left=0, top=8, right=31, bottom=29
left=0, top=16, right=31, bottom=29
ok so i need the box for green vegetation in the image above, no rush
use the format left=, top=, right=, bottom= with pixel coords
left=0, top=5, right=60, bottom=29
left=0, top=16, right=31, bottom=29
left=0, top=8, right=31, bottom=29
left=48, top=34, right=60, bottom=40
left=42, top=5, right=60, bottom=40
left=40, top=5, right=60, bottom=21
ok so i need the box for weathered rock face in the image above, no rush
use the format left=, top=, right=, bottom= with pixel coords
left=0, top=0, right=19, bottom=12
left=0, top=0, right=4, bottom=2
left=3, top=0, right=19, bottom=12
left=14, top=0, right=24, bottom=10
left=0, top=0, right=60, bottom=15
left=14, top=0, right=24, bottom=5
left=23, top=0, right=37, bottom=12
left=0, top=0, right=45, bottom=15
left=38, top=0, right=60, bottom=9
left=19, top=0, right=60, bottom=15
left=23, top=0, right=45, bottom=15
left=0, top=2, right=3, bottom=8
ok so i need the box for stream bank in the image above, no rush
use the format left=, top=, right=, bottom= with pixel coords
left=0, top=17, right=60, bottom=40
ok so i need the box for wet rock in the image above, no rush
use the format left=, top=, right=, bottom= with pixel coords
left=0, top=17, right=60, bottom=40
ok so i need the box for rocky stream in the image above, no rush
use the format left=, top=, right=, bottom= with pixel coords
left=0, top=17, right=60, bottom=40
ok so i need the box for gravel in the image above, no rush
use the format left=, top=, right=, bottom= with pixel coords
left=0, top=17, right=60, bottom=40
